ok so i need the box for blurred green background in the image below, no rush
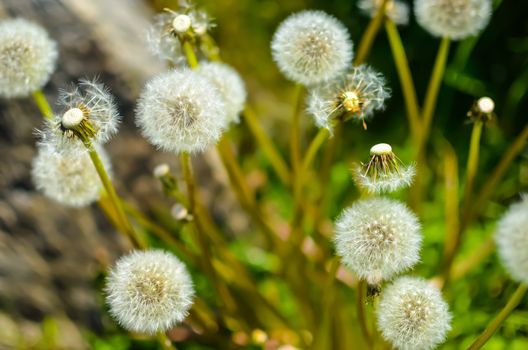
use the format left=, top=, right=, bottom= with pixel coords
left=1, top=0, right=528, bottom=349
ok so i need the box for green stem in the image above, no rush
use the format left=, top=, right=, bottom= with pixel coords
left=468, top=123, right=528, bottom=226
left=354, top=0, right=389, bottom=65
left=182, top=40, right=199, bottom=69
left=290, top=84, right=304, bottom=183
left=463, top=121, right=484, bottom=208
left=85, top=141, right=144, bottom=249
left=420, top=37, right=451, bottom=151
left=32, top=90, right=54, bottom=120
left=384, top=20, right=422, bottom=147
left=313, top=257, right=340, bottom=350
left=302, top=128, right=330, bottom=173
left=467, top=284, right=528, bottom=350
left=242, top=106, right=291, bottom=184
left=157, top=332, right=177, bottom=350
left=216, top=137, right=278, bottom=248
left=357, top=280, right=373, bottom=347
left=180, top=152, right=238, bottom=319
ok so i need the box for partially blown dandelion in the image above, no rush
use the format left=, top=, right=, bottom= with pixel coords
left=377, top=277, right=452, bottom=350
left=358, top=0, right=410, bottom=25
left=105, top=250, right=194, bottom=334
left=271, top=10, right=353, bottom=85
left=307, top=64, right=390, bottom=131
left=414, top=0, right=492, bottom=40
left=495, top=195, right=528, bottom=284
left=334, top=197, right=422, bottom=285
left=32, top=142, right=110, bottom=207
left=0, top=18, right=58, bottom=98
left=198, top=61, right=246, bottom=124
left=352, top=143, right=415, bottom=193
left=147, top=7, right=213, bottom=63
left=136, top=68, right=227, bottom=153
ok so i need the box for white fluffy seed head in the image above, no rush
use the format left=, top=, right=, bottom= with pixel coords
left=105, top=250, right=194, bottom=334
left=136, top=68, right=227, bottom=154
left=0, top=18, right=58, bottom=98
left=377, top=277, right=452, bottom=350
left=31, top=142, right=110, bottom=208
left=415, top=0, right=492, bottom=40
left=358, top=0, right=410, bottom=25
left=54, top=79, right=121, bottom=144
left=334, top=198, right=422, bottom=285
left=271, top=10, right=353, bottom=85
left=307, top=64, right=390, bottom=131
left=198, top=62, right=246, bottom=124
left=495, top=196, right=528, bottom=284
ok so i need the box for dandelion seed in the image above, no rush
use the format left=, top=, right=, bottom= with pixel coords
left=31, top=142, right=109, bottom=207
left=0, top=18, right=58, bottom=98
left=377, top=277, right=452, bottom=350
left=198, top=61, right=246, bottom=124
left=136, top=68, right=227, bottom=154
left=415, top=0, right=492, bottom=40
left=358, top=0, right=410, bottom=26
left=352, top=143, right=415, bottom=193
left=271, top=10, right=353, bottom=85
left=495, top=195, right=528, bottom=284
left=307, top=64, right=390, bottom=131
left=105, top=250, right=194, bottom=334
left=334, top=197, right=422, bottom=285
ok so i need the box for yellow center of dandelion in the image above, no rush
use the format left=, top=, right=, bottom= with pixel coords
left=342, top=91, right=361, bottom=113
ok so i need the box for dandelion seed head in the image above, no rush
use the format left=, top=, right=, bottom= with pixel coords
left=358, top=0, right=410, bottom=25
left=105, top=250, right=194, bottom=334
left=307, top=64, right=390, bottom=131
left=353, top=143, right=415, bottom=193
left=43, top=79, right=120, bottom=147
left=136, top=68, right=227, bottom=154
left=334, top=197, right=422, bottom=285
left=495, top=196, right=528, bottom=284
left=271, top=10, right=353, bottom=85
left=415, top=0, right=492, bottom=40
left=0, top=18, right=58, bottom=98
left=198, top=61, right=246, bottom=124
left=32, top=142, right=109, bottom=207
left=147, top=13, right=185, bottom=64
left=377, top=277, right=452, bottom=350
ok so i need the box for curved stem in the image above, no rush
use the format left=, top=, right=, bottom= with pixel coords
left=384, top=20, right=422, bottom=146
left=290, top=84, right=304, bottom=184
left=32, top=89, right=54, bottom=120
left=86, top=141, right=145, bottom=249
left=467, top=284, right=528, bottom=350
left=354, top=0, right=389, bottom=65
left=302, top=128, right=330, bottom=173
left=157, top=332, right=177, bottom=350
left=243, top=107, right=291, bottom=184
left=313, top=257, right=340, bottom=349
